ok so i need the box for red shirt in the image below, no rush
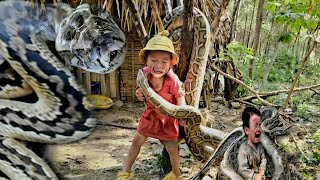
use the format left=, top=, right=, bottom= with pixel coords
left=137, top=67, right=184, bottom=141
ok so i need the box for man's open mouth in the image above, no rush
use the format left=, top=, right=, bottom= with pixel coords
left=255, top=133, right=261, bottom=138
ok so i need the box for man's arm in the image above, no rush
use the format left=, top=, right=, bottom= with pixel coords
left=258, top=147, right=267, bottom=178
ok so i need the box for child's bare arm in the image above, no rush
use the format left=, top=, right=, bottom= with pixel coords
left=176, top=87, right=187, bottom=126
left=176, top=96, right=186, bottom=106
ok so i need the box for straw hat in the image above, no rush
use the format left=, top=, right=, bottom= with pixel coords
left=139, top=30, right=178, bottom=65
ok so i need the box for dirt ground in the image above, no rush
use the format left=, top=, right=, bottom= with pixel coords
left=42, top=99, right=319, bottom=180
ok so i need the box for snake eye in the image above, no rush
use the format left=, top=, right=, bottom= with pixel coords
left=71, top=13, right=84, bottom=28
left=110, top=50, right=118, bottom=60
left=64, top=27, right=76, bottom=40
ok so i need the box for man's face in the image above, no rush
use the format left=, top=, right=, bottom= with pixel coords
left=245, top=114, right=262, bottom=144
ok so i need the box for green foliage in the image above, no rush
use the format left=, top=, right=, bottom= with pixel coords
left=225, top=41, right=255, bottom=64
left=267, top=0, right=320, bottom=32
left=294, top=97, right=320, bottom=121
left=299, top=131, right=320, bottom=173
left=297, top=63, right=320, bottom=85
left=224, top=41, right=255, bottom=96
left=296, top=103, right=311, bottom=121
left=301, top=147, right=320, bottom=166
left=278, top=32, right=295, bottom=43
left=313, top=130, right=320, bottom=147
left=258, top=48, right=298, bottom=83
left=267, top=94, right=287, bottom=107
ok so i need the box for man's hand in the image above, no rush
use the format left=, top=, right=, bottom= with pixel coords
left=254, top=173, right=265, bottom=180
left=259, top=170, right=265, bottom=180
left=135, top=87, right=145, bottom=101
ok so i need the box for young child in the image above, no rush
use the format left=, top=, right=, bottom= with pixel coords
left=237, top=107, right=267, bottom=180
left=117, top=30, right=186, bottom=180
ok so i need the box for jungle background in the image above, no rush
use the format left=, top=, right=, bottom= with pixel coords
left=39, top=0, right=320, bottom=179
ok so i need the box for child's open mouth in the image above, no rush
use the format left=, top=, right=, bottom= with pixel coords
left=254, top=133, right=261, bottom=142
left=153, top=69, right=164, bottom=74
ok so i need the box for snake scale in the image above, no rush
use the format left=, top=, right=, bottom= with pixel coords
left=136, top=2, right=292, bottom=179
left=0, top=1, right=125, bottom=179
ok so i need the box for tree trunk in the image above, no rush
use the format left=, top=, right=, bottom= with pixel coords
left=262, top=42, right=281, bottom=87
left=293, top=26, right=301, bottom=62
left=249, top=0, right=265, bottom=79
left=175, top=0, right=194, bottom=81
left=246, top=0, right=256, bottom=48
left=242, top=14, right=248, bottom=44
left=228, top=0, right=241, bottom=43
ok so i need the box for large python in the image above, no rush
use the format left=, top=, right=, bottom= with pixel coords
left=0, top=1, right=125, bottom=179
left=160, top=6, right=226, bottom=161
left=135, top=4, right=291, bottom=180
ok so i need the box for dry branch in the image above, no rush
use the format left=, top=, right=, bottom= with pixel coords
left=284, top=38, right=318, bottom=108
left=211, top=64, right=273, bottom=106
left=150, top=0, right=164, bottom=32
left=124, top=0, right=148, bottom=45
left=234, top=84, right=320, bottom=102
left=290, top=131, right=308, bottom=160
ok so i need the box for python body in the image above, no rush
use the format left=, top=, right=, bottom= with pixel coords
left=0, top=1, right=125, bottom=179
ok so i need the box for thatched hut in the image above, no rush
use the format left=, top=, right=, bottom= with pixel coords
left=34, top=0, right=236, bottom=102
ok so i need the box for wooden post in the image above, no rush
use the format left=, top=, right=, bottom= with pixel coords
left=131, top=40, right=135, bottom=100
left=91, top=73, right=97, bottom=82
left=100, top=74, right=107, bottom=95
left=109, top=70, right=119, bottom=99
left=84, top=71, right=91, bottom=94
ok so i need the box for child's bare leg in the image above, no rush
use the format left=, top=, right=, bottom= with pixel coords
left=165, top=143, right=180, bottom=177
left=123, top=132, right=147, bottom=172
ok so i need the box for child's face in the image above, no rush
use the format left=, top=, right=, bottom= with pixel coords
left=245, top=114, right=262, bottom=144
left=146, top=50, right=171, bottom=78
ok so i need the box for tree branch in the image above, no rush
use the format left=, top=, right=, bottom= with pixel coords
left=234, top=84, right=320, bottom=102
left=284, top=38, right=318, bottom=108
left=211, top=64, right=273, bottom=106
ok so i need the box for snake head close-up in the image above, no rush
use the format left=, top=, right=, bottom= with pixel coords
left=55, top=4, right=126, bottom=74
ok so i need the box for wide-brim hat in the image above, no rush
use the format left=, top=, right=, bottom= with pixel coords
left=139, top=30, right=179, bottom=65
